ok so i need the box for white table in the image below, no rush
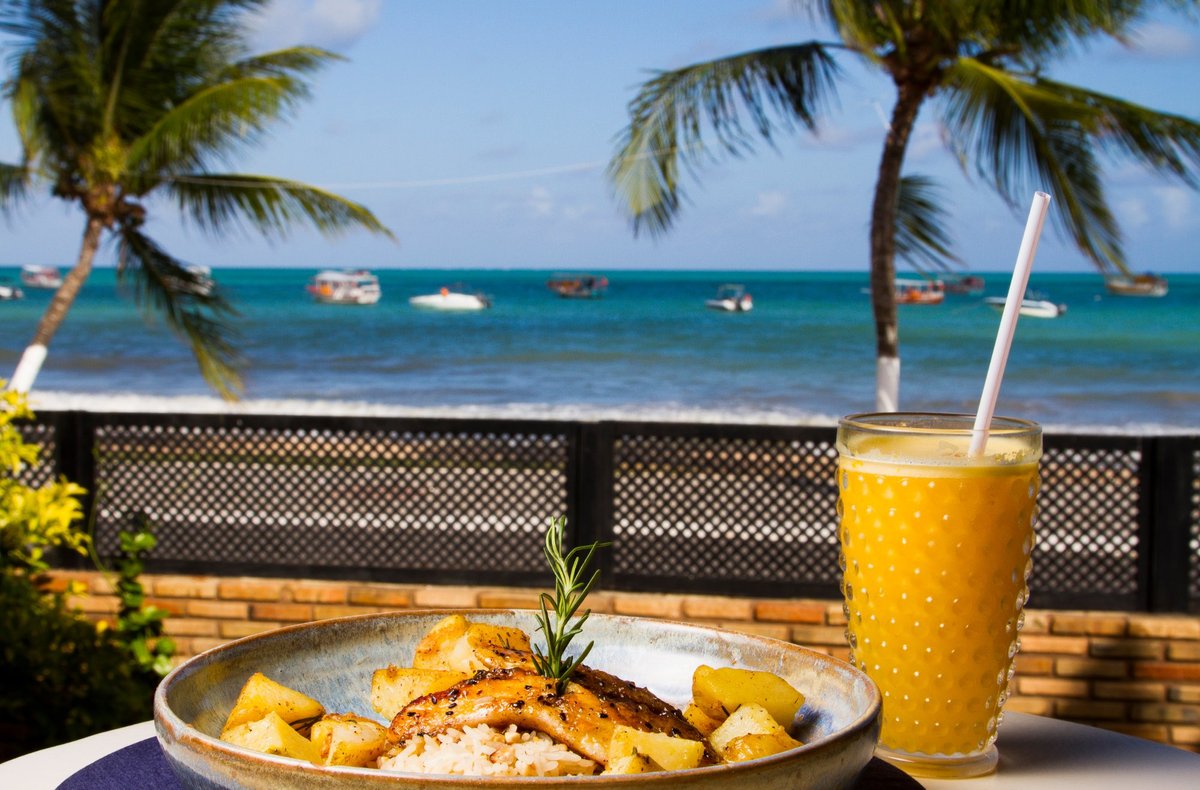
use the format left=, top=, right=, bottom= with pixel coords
left=1, top=713, right=1197, bottom=789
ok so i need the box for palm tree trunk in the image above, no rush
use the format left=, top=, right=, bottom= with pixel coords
left=869, top=84, right=926, bottom=411
left=9, top=216, right=105, bottom=393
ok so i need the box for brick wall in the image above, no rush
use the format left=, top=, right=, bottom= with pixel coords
left=48, top=570, right=1200, bottom=753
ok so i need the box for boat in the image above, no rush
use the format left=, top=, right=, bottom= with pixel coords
left=547, top=273, right=607, bottom=299
left=942, top=274, right=985, bottom=295
left=0, top=281, right=23, bottom=301
left=306, top=269, right=381, bottom=305
left=1105, top=273, right=1167, bottom=297
left=984, top=295, right=1067, bottom=319
left=894, top=278, right=945, bottom=305
left=705, top=284, right=753, bottom=312
left=20, top=264, right=63, bottom=289
left=409, top=286, right=491, bottom=311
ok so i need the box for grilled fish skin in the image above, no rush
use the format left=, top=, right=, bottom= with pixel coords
left=386, top=667, right=716, bottom=766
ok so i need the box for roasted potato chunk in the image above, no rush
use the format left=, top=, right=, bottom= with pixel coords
left=691, top=665, right=804, bottom=727
left=221, top=672, right=325, bottom=736
left=682, top=702, right=723, bottom=737
left=370, top=666, right=471, bottom=719
left=607, top=724, right=706, bottom=772
left=708, top=703, right=801, bottom=762
left=412, top=615, right=533, bottom=672
left=220, top=710, right=320, bottom=763
left=603, top=752, right=661, bottom=774
left=310, top=713, right=388, bottom=767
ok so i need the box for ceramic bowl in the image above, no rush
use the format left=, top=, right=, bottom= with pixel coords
left=155, top=610, right=880, bottom=788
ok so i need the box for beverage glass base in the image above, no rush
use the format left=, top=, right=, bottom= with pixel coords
left=875, top=745, right=999, bottom=779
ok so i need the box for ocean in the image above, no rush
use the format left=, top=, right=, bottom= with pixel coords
left=2, top=268, right=1197, bottom=433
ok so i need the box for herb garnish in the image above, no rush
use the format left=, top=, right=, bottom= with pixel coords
left=532, top=516, right=610, bottom=695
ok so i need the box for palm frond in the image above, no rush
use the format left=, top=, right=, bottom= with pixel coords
left=894, top=174, right=961, bottom=273
left=1035, top=77, right=1200, bottom=187
left=166, top=174, right=393, bottom=240
left=608, top=43, right=841, bottom=236
left=115, top=225, right=244, bottom=400
left=940, top=57, right=1125, bottom=273
left=0, top=161, right=30, bottom=206
left=125, top=74, right=313, bottom=181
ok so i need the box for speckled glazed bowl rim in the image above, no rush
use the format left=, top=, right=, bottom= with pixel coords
left=154, top=609, right=881, bottom=786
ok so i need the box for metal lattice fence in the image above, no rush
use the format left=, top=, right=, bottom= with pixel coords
left=14, top=411, right=1200, bottom=612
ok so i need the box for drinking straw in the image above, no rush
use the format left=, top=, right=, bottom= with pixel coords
left=969, top=191, right=1052, bottom=457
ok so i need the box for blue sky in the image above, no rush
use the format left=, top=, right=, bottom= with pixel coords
left=1, top=0, right=1198, bottom=273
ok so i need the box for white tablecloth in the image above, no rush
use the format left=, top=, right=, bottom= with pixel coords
left=2, top=713, right=1198, bottom=789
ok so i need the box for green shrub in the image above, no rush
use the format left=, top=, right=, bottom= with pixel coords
left=0, top=385, right=174, bottom=759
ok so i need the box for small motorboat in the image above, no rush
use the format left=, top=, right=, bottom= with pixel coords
left=20, top=264, right=63, bottom=289
left=0, top=281, right=24, bottom=300
left=705, top=284, right=753, bottom=312
left=942, top=274, right=985, bottom=295
left=547, top=273, right=607, bottom=299
left=409, top=286, right=491, bottom=311
left=306, top=269, right=381, bottom=305
left=894, top=278, right=945, bottom=305
left=984, top=295, right=1067, bottom=319
left=1105, top=273, right=1167, bottom=297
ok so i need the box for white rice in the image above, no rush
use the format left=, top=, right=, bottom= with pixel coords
left=378, top=723, right=597, bottom=777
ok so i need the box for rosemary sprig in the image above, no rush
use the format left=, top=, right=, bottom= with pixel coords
left=532, top=516, right=610, bottom=695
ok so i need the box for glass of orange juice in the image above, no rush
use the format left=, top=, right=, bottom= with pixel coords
left=836, top=412, right=1041, bottom=778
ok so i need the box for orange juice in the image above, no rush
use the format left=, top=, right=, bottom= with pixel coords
left=836, top=414, right=1041, bottom=778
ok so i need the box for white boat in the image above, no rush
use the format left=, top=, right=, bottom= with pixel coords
left=20, top=264, right=63, bottom=289
left=409, top=286, right=491, bottom=311
left=1105, top=273, right=1167, bottom=297
left=984, top=295, right=1066, bottom=319
left=306, top=269, right=381, bottom=305
left=705, top=284, right=753, bottom=312
left=0, top=282, right=24, bottom=300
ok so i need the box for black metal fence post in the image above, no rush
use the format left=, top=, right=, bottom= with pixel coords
left=52, top=410, right=97, bottom=569
left=571, top=421, right=615, bottom=586
left=1147, top=436, right=1197, bottom=612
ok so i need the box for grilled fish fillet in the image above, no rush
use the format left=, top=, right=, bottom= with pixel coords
left=387, top=666, right=716, bottom=766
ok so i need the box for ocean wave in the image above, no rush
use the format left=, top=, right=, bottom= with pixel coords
left=23, top=390, right=1196, bottom=435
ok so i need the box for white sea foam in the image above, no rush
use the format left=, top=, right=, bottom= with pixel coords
left=25, top=390, right=1193, bottom=435
left=25, top=390, right=843, bottom=427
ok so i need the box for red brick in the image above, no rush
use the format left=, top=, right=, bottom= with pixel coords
left=789, top=624, right=849, bottom=648
left=1013, top=654, right=1054, bottom=675
left=1089, top=638, right=1164, bottom=660
left=187, top=600, right=248, bottom=619
left=68, top=595, right=118, bottom=614
left=1172, top=725, right=1200, bottom=745
left=1094, top=681, right=1165, bottom=701
left=1004, top=696, right=1054, bottom=715
left=682, top=595, right=753, bottom=621
left=313, top=605, right=374, bottom=620
left=825, top=604, right=848, bottom=627
left=348, top=587, right=414, bottom=608
left=412, top=586, right=480, bottom=608
left=719, top=621, right=790, bottom=640
left=144, top=597, right=188, bottom=617
left=1168, top=685, right=1200, bottom=704
left=220, top=621, right=282, bottom=639
left=476, top=591, right=542, bottom=610
left=1128, top=617, right=1200, bottom=640
left=219, top=579, right=285, bottom=601
left=1133, top=662, right=1200, bottom=682
left=289, top=584, right=350, bottom=604
left=153, top=576, right=219, bottom=598
left=754, top=600, right=826, bottom=624
left=1019, top=634, right=1090, bottom=655
left=1101, top=722, right=1170, bottom=742
left=1168, top=642, right=1200, bottom=661
left=249, top=602, right=312, bottom=622
left=1017, top=677, right=1088, bottom=698
left=1055, top=699, right=1126, bottom=720
left=1055, top=657, right=1128, bottom=679
left=190, top=637, right=232, bottom=654
left=611, top=594, right=684, bottom=620
left=1021, top=610, right=1052, bottom=634
left=163, top=619, right=219, bottom=637
left=1131, top=703, right=1200, bottom=724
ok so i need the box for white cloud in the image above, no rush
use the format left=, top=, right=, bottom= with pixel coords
left=1153, top=186, right=1191, bottom=228
left=246, top=0, right=382, bottom=51
left=528, top=186, right=554, bottom=217
left=1116, top=197, right=1150, bottom=228
left=1125, top=22, right=1198, bottom=60
left=749, top=190, right=786, bottom=216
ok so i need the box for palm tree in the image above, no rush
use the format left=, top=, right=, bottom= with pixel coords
left=0, top=0, right=392, bottom=398
left=609, top=1, right=1200, bottom=410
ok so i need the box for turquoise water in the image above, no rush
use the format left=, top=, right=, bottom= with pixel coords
left=1, top=268, right=1196, bottom=430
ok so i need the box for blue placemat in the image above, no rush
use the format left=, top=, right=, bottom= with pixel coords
left=57, top=738, right=921, bottom=789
